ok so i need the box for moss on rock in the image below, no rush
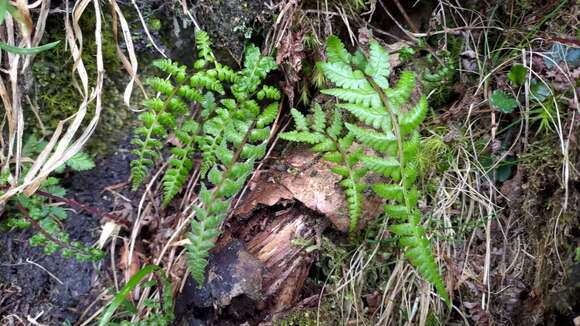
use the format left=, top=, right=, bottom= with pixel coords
left=29, top=8, right=134, bottom=156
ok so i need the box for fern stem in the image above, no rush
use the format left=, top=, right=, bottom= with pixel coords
left=209, top=120, right=257, bottom=204
left=365, top=76, right=411, bottom=209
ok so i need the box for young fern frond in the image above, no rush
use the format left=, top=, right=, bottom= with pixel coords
left=131, top=30, right=280, bottom=285
left=281, top=36, right=450, bottom=304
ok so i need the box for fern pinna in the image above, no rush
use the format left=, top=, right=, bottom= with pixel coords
left=131, top=30, right=280, bottom=285
left=281, top=36, right=449, bottom=303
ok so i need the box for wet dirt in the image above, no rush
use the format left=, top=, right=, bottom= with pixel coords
left=0, top=146, right=133, bottom=324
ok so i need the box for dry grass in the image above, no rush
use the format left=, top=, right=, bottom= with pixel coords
left=0, top=0, right=140, bottom=203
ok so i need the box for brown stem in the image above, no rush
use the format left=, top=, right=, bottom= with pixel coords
left=16, top=203, right=83, bottom=254
left=36, top=190, right=131, bottom=228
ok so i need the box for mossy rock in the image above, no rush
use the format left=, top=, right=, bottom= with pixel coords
left=192, top=0, right=273, bottom=66
left=28, top=7, right=136, bottom=156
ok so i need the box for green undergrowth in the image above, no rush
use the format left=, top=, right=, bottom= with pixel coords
left=0, top=134, right=102, bottom=261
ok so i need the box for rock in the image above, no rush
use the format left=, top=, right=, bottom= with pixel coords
left=188, top=240, right=264, bottom=309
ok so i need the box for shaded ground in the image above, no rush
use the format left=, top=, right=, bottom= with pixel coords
left=0, top=146, right=132, bottom=324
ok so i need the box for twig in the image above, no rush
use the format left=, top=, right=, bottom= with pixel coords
left=35, top=190, right=130, bottom=228
left=16, top=203, right=79, bottom=254
left=25, top=259, right=64, bottom=285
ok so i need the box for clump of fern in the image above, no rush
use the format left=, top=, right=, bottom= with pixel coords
left=281, top=36, right=449, bottom=303
left=131, top=30, right=279, bottom=285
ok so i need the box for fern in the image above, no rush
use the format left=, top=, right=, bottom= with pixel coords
left=281, top=104, right=367, bottom=233
left=131, top=30, right=279, bottom=286
left=2, top=135, right=103, bottom=262
left=281, top=36, right=449, bottom=304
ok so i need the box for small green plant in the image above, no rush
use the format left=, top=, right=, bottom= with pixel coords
left=99, top=265, right=174, bottom=326
left=1, top=135, right=102, bottom=261
left=131, top=30, right=280, bottom=285
left=281, top=36, right=449, bottom=303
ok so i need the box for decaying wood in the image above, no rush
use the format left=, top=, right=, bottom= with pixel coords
left=175, top=148, right=385, bottom=323
left=236, top=148, right=383, bottom=232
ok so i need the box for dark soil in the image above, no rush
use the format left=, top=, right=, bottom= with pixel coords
left=0, top=146, right=132, bottom=324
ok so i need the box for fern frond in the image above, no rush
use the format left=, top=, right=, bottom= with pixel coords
left=257, top=103, right=279, bottom=128
left=345, top=122, right=396, bottom=152
left=195, top=30, right=214, bottom=63
left=371, top=183, right=404, bottom=201
left=146, top=77, right=174, bottom=95
left=361, top=155, right=400, bottom=177
left=289, top=108, right=308, bottom=131
left=290, top=34, right=449, bottom=304
left=326, top=35, right=351, bottom=64
left=387, top=71, right=416, bottom=110
left=131, top=31, right=281, bottom=287
left=321, top=86, right=381, bottom=108
left=312, top=103, right=326, bottom=132
left=337, top=103, right=391, bottom=130
left=400, top=96, right=428, bottom=135
left=321, top=62, right=369, bottom=89
left=341, top=177, right=364, bottom=232
left=365, top=40, right=390, bottom=80
left=257, top=85, right=281, bottom=100
left=163, top=148, right=194, bottom=207
left=191, top=72, right=225, bottom=94
left=187, top=211, right=221, bottom=285
left=279, top=130, right=325, bottom=144
left=390, top=219, right=449, bottom=304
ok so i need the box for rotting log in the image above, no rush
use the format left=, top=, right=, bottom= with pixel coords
left=174, top=206, right=319, bottom=324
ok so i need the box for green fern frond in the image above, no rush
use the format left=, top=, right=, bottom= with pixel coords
left=390, top=221, right=449, bottom=303
left=337, top=103, right=391, bottom=130
left=321, top=62, right=369, bottom=89
left=326, top=35, right=351, bottom=64
left=400, top=96, right=428, bottom=135
left=364, top=40, right=390, bottom=79
left=361, top=155, right=400, bottom=177
left=342, top=177, right=364, bottom=232
left=312, top=103, right=326, bottom=132
left=146, top=77, right=174, bottom=95
left=386, top=71, right=415, bottom=109
left=162, top=148, right=194, bottom=207
left=345, top=122, right=396, bottom=152
left=195, top=30, right=214, bottom=63
left=257, top=85, right=281, bottom=100
left=281, top=34, right=450, bottom=305
left=321, top=86, right=381, bottom=108
left=131, top=31, right=280, bottom=287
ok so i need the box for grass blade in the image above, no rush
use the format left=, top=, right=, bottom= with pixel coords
left=0, top=40, right=60, bottom=55
left=99, top=264, right=160, bottom=326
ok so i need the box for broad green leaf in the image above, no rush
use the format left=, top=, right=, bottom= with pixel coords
left=490, top=90, right=518, bottom=113
left=99, top=265, right=160, bottom=326
left=507, top=64, right=527, bottom=87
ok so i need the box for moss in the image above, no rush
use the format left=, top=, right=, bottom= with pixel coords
left=29, top=7, right=135, bottom=156
left=275, top=310, right=318, bottom=326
